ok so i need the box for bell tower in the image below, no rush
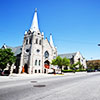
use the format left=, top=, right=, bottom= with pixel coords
left=19, top=8, right=44, bottom=74
left=19, top=8, right=57, bottom=74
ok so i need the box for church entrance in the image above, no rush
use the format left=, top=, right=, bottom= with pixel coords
left=24, top=64, right=28, bottom=74
left=44, top=60, right=50, bottom=69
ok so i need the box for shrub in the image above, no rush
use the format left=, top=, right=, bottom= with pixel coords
left=62, top=69, right=73, bottom=73
left=62, top=69, right=86, bottom=73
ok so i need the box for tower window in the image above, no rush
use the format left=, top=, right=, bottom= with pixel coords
left=26, top=49, right=29, bottom=52
left=26, top=39, right=28, bottom=45
left=38, top=33, right=40, bottom=35
left=39, top=40, right=41, bottom=45
left=35, top=60, right=37, bottom=65
left=39, top=60, right=41, bottom=66
left=37, top=49, right=40, bottom=53
left=36, top=38, right=38, bottom=44
left=54, top=52, right=56, bottom=54
left=29, top=38, right=32, bottom=44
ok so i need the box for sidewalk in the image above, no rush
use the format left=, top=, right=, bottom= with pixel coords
left=0, top=73, right=59, bottom=82
left=0, top=72, right=96, bottom=82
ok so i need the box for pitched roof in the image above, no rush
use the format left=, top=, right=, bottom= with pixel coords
left=10, top=46, right=22, bottom=56
left=58, top=52, right=77, bottom=59
left=1, top=44, right=22, bottom=56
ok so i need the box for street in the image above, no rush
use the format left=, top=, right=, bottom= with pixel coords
left=0, top=72, right=100, bottom=100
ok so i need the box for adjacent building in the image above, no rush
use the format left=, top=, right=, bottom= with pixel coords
left=59, top=51, right=87, bottom=69
left=87, top=60, right=100, bottom=70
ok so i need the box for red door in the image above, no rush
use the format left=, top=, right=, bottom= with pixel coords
left=44, top=64, right=49, bottom=69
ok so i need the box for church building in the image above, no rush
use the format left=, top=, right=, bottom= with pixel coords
left=1, top=9, right=87, bottom=74
left=1, top=9, right=57, bottom=74
left=19, top=9, right=57, bottom=74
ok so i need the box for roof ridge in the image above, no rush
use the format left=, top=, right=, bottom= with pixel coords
left=59, top=52, right=77, bottom=55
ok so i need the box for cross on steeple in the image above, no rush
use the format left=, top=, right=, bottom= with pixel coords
left=35, top=8, right=37, bottom=12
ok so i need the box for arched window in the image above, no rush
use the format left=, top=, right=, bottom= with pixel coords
left=36, top=38, right=38, bottom=44
left=35, top=60, right=37, bottom=65
left=35, top=70, right=37, bottom=73
left=39, top=40, right=41, bottom=45
left=39, top=60, right=41, bottom=66
left=44, top=51, right=49, bottom=58
left=29, top=38, right=32, bottom=44
left=26, top=39, right=28, bottom=45
left=38, top=70, right=40, bottom=73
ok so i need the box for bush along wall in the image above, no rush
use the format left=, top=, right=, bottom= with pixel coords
left=62, top=69, right=86, bottom=73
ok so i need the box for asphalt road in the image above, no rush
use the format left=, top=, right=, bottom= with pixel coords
left=0, top=73, right=100, bottom=100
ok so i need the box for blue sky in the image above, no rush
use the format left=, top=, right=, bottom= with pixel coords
left=0, top=0, right=100, bottom=60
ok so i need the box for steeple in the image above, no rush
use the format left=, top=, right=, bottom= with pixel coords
left=2, top=43, right=7, bottom=49
left=50, top=34, right=54, bottom=49
left=30, top=8, right=39, bottom=32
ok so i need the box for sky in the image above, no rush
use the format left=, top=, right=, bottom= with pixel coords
left=0, top=0, right=100, bottom=60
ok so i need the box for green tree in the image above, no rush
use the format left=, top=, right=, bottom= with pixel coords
left=51, top=59, right=57, bottom=66
left=70, top=62, right=80, bottom=72
left=55, top=56, right=63, bottom=69
left=51, top=56, right=63, bottom=72
left=0, top=48, right=16, bottom=71
left=51, top=56, right=70, bottom=73
left=62, top=57, right=70, bottom=69
left=79, top=63, right=84, bottom=70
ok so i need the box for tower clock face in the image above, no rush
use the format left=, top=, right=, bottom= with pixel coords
left=45, top=51, right=49, bottom=58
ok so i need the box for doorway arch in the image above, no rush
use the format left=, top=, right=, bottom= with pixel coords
left=44, top=60, right=50, bottom=69
left=24, top=64, right=28, bottom=74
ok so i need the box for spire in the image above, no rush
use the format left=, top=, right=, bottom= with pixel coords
left=2, top=43, right=7, bottom=49
left=30, top=8, right=39, bottom=32
left=42, top=32, right=44, bottom=35
left=24, top=31, right=27, bottom=35
left=50, top=34, right=54, bottom=49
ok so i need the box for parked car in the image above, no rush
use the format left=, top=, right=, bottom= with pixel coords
left=4, top=70, right=10, bottom=76
left=0, top=70, right=4, bottom=76
left=87, top=69, right=95, bottom=72
left=0, top=70, right=10, bottom=76
left=48, top=69, right=54, bottom=74
left=97, top=69, right=100, bottom=71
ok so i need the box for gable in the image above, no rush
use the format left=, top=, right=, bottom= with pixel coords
left=59, top=52, right=77, bottom=59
